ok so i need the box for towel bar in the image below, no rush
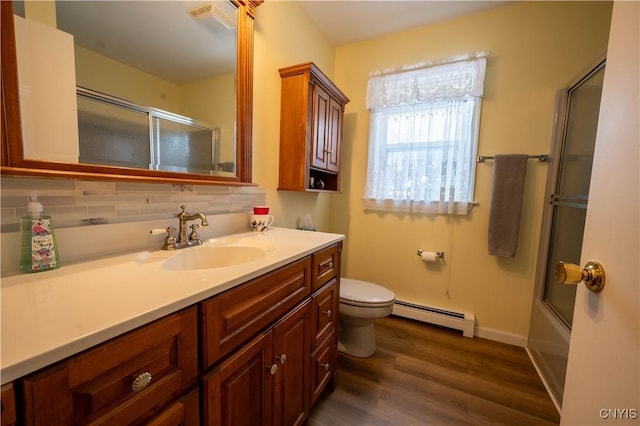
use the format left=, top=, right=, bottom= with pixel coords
left=477, top=154, right=549, bottom=163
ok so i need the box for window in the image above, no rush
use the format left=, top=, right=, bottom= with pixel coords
left=364, top=52, right=487, bottom=214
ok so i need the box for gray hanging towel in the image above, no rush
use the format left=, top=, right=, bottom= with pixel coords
left=488, top=154, right=529, bottom=257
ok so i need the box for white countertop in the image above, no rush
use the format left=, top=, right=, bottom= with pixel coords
left=0, top=228, right=344, bottom=385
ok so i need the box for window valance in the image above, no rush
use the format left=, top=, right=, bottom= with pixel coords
left=366, top=51, right=488, bottom=109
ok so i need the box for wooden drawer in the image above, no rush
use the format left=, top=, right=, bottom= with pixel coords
left=310, top=330, right=337, bottom=405
left=21, top=307, right=198, bottom=425
left=1, top=383, right=17, bottom=426
left=146, top=388, right=199, bottom=426
left=200, top=256, right=312, bottom=368
left=311, top=279, right=338, bottom=348
left=312, top=244, right=340, bottom=292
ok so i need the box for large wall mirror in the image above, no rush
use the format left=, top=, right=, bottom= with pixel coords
left=1, top=0, right=261, bottom=184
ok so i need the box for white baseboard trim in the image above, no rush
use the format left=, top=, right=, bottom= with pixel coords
left=474, top=326, right=528, bottom=347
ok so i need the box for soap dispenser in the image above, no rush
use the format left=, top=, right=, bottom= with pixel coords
left=20, top=193, right=60, bottom=272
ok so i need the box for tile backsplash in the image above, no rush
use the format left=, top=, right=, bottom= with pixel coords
left=0, top=176, right=267, bottom=276
left=1, top=176, right=266, bottom=233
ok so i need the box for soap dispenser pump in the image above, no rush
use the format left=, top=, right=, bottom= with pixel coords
left=20, top=192, right=60, bottom=272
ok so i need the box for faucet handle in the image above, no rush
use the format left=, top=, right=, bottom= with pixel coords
left=188, top=224, right=202, bottom=245
left=160, top=226, right=177, bottom=250
left=150, top=226, right=175, bottom=237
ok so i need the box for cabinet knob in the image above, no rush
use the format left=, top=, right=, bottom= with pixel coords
left=276, top=354, right=287, bottom=364
left=132, top=372, right=152, bottom=392
left=322, top=309, right=332, bottom=318
left=267, top=364, right=278, bottom=375
left=321, top=362, right=330, bottom=371
left=328, top=261, right=334, bottom=269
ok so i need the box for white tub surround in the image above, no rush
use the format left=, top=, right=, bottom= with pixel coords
left=0, top=228, right=344, bottom=384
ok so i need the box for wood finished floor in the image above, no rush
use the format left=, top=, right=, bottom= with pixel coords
left=306, top=315, right=560, bottom=426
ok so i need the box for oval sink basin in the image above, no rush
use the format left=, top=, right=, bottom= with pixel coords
left=163, top=245, right=268, bottom=270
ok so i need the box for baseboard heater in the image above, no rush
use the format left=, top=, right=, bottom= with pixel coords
left=393, top=300, right=475, bottom=338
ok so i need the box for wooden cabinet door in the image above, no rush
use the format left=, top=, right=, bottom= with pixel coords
left=272, top=301, right=310, bottom=426
left=202, top=331, right=274, bottom=426
left=311, top=84, right=343, bottom=173
left=325, top=97, right=343, bottom=173
left=1, top=384, right=17, bottom=426
left=311, top=84, right=330, bottom=170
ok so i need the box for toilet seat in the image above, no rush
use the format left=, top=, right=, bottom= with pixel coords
left=340, top=278, right=395, bottom=308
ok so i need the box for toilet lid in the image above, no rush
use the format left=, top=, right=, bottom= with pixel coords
left=340, top=278, right=395, bottom=307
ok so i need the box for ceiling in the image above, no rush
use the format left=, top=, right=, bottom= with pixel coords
left=54, top=1, right=237, bottom=84
left=298, top=0, right=513, bottom=46
left=35, top=0, right=512, bottom=84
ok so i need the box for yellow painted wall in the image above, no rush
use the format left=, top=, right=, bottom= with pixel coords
left=24, top=0, right=56, bottom=27
left=328, top=1, right=612, bottom=337
left=74, top=46, right=182, bottom=113
left=181, top=73, right=236, bottom=164
left=253, top=1, right=336, bottom=231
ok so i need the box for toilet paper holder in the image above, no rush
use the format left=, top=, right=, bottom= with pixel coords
left=417, top=249, right=445, bottom=260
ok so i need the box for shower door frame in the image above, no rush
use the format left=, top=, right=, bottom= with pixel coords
left=526, top=55, right=606, bottom=412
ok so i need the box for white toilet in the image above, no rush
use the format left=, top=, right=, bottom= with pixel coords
left=338, top=278, right=396, bottom=357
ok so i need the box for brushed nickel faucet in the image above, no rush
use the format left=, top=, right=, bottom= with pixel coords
left=176, top=206, right=208, bottom=246
left=156, top=206, right=209, bottom=250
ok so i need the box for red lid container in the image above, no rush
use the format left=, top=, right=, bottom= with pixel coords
left=253, top=206, right=269, bottom=214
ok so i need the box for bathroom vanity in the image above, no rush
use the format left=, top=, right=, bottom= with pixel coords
left=0, top=228, right=343, bottom=425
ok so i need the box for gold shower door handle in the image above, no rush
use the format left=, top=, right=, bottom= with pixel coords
left=555, top=261, right=605, bottom=292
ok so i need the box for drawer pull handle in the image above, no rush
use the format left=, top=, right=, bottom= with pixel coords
left=267, top=364, right=278, bottom=375
left=132, top=372, right=152, bottom=392
left=321, top=362, right=330, bottom=371
left=328, top=261, right=334, bottom=269
left=322, top=309, right=332, bottom=317
left=276, top=354, right=287, bottom=364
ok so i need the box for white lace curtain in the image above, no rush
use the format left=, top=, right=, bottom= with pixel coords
left=364, top=52, right=487, bottom=214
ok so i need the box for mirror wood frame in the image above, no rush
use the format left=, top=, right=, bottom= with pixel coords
left=0, top=0, right=261, bottom=186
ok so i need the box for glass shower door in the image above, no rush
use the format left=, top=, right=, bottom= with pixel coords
left=543, top=63, right=605, bottom=327
left=527, top=59, right=605, bottom=408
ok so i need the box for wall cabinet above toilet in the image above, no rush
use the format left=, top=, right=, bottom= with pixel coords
left=278, top=62, right=350, bottom=192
